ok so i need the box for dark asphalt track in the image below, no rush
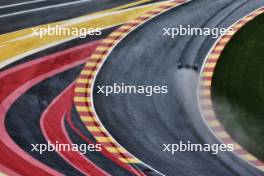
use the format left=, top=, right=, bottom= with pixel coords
left=94, top=0, right=264, bottom=175
left=1, top=1, right=139, bottom=175
left=5, top=65, right=135, bottom=176
left=66, top=110, right=135, bottom=176
left=5, top=66, right=85, bottom=176
left=1, top=1, right=164, bottom=175
left=0, top=0, right=77, bottom=15
left=0, top=0, right=138, bottom=34
left=0, top=0, right=34, bottom=6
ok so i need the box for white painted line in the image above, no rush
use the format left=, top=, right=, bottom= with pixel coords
left=0, top=1, right=167, bottom=45
left=0, top=0, right=93, bottom=18
left=0, top=0, right=47, bottom=9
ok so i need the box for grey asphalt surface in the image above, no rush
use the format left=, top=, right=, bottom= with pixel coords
left=66, top=108, right=136, bottom=176
left=0, top=0, right=137, bottom=34
left=0, top=0, right=35, bottom=6
left=6, top=66, right=85, bottom=176
left=1, top=1, right=145, bottom=175
left=0, top=0, right=81, bottom=15
left=5, top=64, right=136, bottom=176
left=93, top=0, right=264, bottom=175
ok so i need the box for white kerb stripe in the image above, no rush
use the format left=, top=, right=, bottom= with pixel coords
left=0, top=0, right=93, bottom=18
left=0, top=0, right=46, bottom=9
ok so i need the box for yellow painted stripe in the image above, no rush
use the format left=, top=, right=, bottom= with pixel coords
left=233, top=143, right=242, bottom=150
left=119, top=158, right=139, bottom=163
left=96, top=46, right=111, bottom=51
left=102, top=39, right=116, bottom=44
left=207, top=120, right=221, bottom=127
left=203, top=109, right=214, bottom=116
left=74, top=96, right=89, bottom=102
left=220, top=37, right=231, bottom=43
left=241, top=154, right=257, bottom=161
left=208, top=54, right=220, bottom=59
left=227, top=30, right=236, bottom=35
left=0, top=3, right=164, bottom=63
left=76, top=106, right=93, bottom=113
left=214, top=45, right=225, bottom=51
left=244, top=16, right=255, bottom=21
left=256, top=10, right=264, bottom=14
left=109, top=32, right=124, bottom=37
left=76, top=106, right=89, bottom=112
left=215, top=131, right=229, bottom=138
left=96, top=137, right=115, bottom=143
left=81, top=70, right=96, bottom=75
left=138, top=13, right=154, bottom=18
left=129, top=19, right=144, bottom=24
left=81, top=116, right=96, bottom=122
left=0, top=0, right=154, bottom=44
left=155, top=7, right=170, bottom=12
left=86, top=62, right=99, bottom=67
left=165, top=1, right=179, bottom=6
left=235, top=23, right=245, bottom=28
left=106, top=147, right=126, bottom=153
left=203, top=72, right=213, bottom=77
left=119, top=25, right=133, bottom=30
left=201, top=80, right=211, bottom=86
left=205, top=63, right=217, bottom=68
left=90, top=54, right=106, bottom=60
left=75, top=87, right=91, bottom=93
left=87, top=126, right=105, bottom=132
left=76, top=78, right=89, bottom=84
